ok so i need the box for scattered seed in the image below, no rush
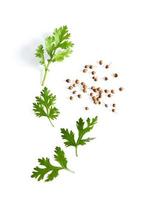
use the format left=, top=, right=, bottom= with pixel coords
left=68, top=86, right=73, bottom=90
left=81, top=82, right=85, bottom=85
left=72, top=91, right=76, bottom=94
left=90, top=93, right=93, bottom=96
left=112, top=108, right=115, bottom=112
left=119, top=87, right=124, bottom=91
left=104, top=89, right=108, bottom=93
left=77, top=94, right=81, bottom=98
left=92, top=71, right=96, bottom=75
left=107, top=94, right=111, bottom=98
left=113, top=73, right=118, bottom=78
left=66, top=79, right=71, bottom=83
left=75, top=79, right=80, bottom=84
left=105, top=64, right=109, bottom=69
left=72, top=83, right=76, bottom=87
left=105, top=104, right=108, bottom=107
left=89, top=65, right=93, bottom=69
left=70, top=96, right=73, bottom=100
left=112, top=103, right=116, bottom=107
left=99, top=60, right=103, bottom=65
left=94, top=78, right=98, bottom=81
left=83, top=69, right=88, bottom=73
left=104, top=77, right=108, bottom=81
left=111, top=89, right=115, bottom=94
left=84, top=65, right=88, bottom=68
left=98, top=101, right=101, bottom=104
left=85, top=107, right=89, bottom=110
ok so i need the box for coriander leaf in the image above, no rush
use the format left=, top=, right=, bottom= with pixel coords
left=61, top=117, right=98, bottom=156
left=36, top=25, right=74, bottom=86
left=31, top=147, right=72, bottom=182
left=77, top=116, right=98, bottom=139
left=61, top=128, right=76, bottom=147
left=54, top=147, right=67, bottom=169
left=33, top=87, right=60, bottom=127
left=52, top=48, right=73, bottom=62
left=35, top=44, right=45, bottom=65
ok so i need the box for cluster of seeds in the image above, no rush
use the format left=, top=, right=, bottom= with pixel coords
left=66, top=60, right=124, bottom=112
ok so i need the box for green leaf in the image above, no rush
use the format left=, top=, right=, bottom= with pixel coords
left=36, top=25, right=74, bottom=86
left=45, top=25, right=74, bottom=61
left=52, top=48, right=73, bottom=62
left=31, top=147, right=71, bottom=182
left=31, top=157, right=59, bottom=181
left=77, top=116, right=98, bottom=139
left=33, top=87, right=60, bottom=126
left=35, top=44, right=45, bottom=65
left=61, top=128, right=76, bottom=147
left=54, top=147, right=67, bottom=168
left=61, top=117, right=98, bottom=156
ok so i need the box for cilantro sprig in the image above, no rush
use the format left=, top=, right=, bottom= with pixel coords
left=31, top=147, right=73, bottom=182
left=61, top=116, right=98, bottom=156
left=33, top=87, right=60, bottom=127
left=35, top=25, right=74, bottom=86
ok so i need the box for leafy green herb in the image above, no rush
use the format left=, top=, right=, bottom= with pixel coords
left=31, top=147, right=73, bottom=182
left=61, top=116, right=98, bottom=156
left=33, top=87, right=60, bottom=127
left=35, top=25, right=74, bottom=86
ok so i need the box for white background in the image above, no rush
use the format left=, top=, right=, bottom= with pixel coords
left=0, top=0, right=154, bottom=199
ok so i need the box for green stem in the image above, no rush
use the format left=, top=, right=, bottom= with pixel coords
left=75, top=146, right=78, bottom=157
left=66, top=168, right=75, bottom=173
left=41, top=68, right=48, bottom=86
left=41, top=61, right=51, bottom=86
left=48, top=118, right=54, bottom=127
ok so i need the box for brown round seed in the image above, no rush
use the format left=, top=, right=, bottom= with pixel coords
left=99, top=60, right=103, bottom=65
left=66, top=79, right=71, bottom=83
left=94, top=78, right=98, bottom=81
left=105, top=104, right=108, bottom=108
left=81, top=82, right=85, bottom=86
left=107, top=94, right=111, bottom=98
left=119, top=87, right=124, bottom=91
left=92, top=71, right=96, bottom=75
left=113, top=73, right=118, bottom=78
left=85, top=107, right=89, bottom=110
left=112, top=109, right=115, bottom=112
left=90, top=93, right=93, bottom=96
left=111, top=89, right=115, bottom=94
left=72, top=83, right=76, bottom=87
left=77, top=94, right=81, bottom=98
left=98, top=101, right=101, bottom=105
left=68, top=86, right=73, bottom=90
left=105, top=64, right=109, bottom=69
left=104, top=77, right=108, bottom=81
left=84, top=65, right=88, bottom=68
left=72, top=91, right=76, bottom=94
left=112, top=103, right=116, bottom=107
left=70, top=96, right=73, bottom=100
left=104, top=89, right=108, bottom=93
left=75, top=79, right=80, bottom=84
left=89, top=65, right=93, bottom=69
left=83, top=69, right=88, bottom=73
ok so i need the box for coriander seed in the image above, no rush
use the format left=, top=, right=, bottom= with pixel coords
left=66, top=79, right=71, bottom=83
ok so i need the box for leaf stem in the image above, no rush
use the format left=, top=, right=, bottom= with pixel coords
left=41, top=61, right=51, bottom=86
left=48, top=118, right=54, bottom=127
left=66, top=168, right=75, bottom=173
left=75, top=146, right=78, bottom=157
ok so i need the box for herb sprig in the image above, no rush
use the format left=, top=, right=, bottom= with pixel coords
left=31, top=147, right=73, bottom=182
left=61, top=116, right=98, bottom=156
left=33, top=87, right=60, bottom=127
left=36, top=25, right=74, bottom=86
